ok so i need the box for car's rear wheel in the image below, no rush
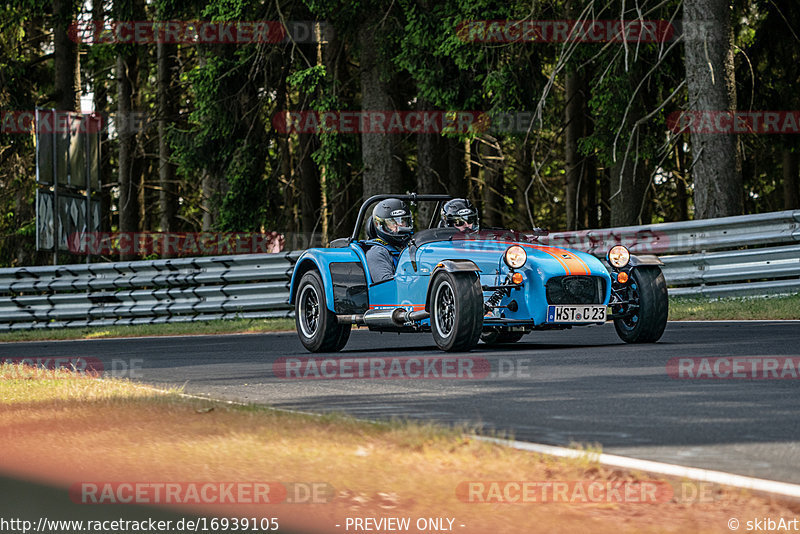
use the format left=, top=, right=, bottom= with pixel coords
left=295, top=270, right=351, bottom=352
left=430, top=271, right=483, bottom=352
left=481, top=330, right=525, bottom=345
left=613, top=266, right=668, bottom=343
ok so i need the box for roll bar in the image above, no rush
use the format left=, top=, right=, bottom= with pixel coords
left=349, top=194, right=454, bottom=243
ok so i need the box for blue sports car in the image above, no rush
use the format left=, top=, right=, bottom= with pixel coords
left=290, top=194, right=668, bottom=352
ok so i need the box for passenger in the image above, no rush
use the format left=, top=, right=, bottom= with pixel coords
left=365, top=198, right=414, bottom=283
left=440, top=198, right=480, bottom=233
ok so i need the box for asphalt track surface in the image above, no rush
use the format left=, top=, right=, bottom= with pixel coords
left=3, top=321, right=800, bottom=484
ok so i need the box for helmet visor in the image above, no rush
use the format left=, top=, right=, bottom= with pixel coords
left=447, top=213, right=479, bottom=230
left=378, top=214, right=413, bottom=234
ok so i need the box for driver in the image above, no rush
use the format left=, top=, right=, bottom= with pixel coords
left=366, top=198, right=414, bottom=283
left=440, top=198, right=480, bottom=233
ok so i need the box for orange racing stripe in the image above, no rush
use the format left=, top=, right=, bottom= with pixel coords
left=493, top=240, right=590, bottom=275
left=553, top=247, right=591, bottom=275
left=527, top=245, right=577, bottom=275
left=492, top=240, right=574, bottom=275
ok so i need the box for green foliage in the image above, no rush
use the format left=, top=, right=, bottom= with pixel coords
left=0, top=0, right=796, bottom=266
left=288, top=64, right=359, bottom=196
left=170, top=0, right=274, bottom=232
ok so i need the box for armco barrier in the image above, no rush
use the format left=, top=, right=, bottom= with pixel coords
left=545, top=210, right=800, bottom=298
left=0, top=252, right=300, bottom=331
left=543, top=210, right=800, bottom=255
left=0, top=210, right=797, bottom=330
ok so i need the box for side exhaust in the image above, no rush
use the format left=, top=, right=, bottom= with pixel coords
left=337, top=308, right=430, bottom=328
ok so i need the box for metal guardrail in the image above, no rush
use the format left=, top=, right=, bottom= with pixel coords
left=546, top=210, right=800, bottom=298
left=544, top=209, right=800, bottom=255
left=662, top=244, right=800, bottom=297
left=0, top=252, right=300, bottom=331
left=0, top=210, right=797, bottom=330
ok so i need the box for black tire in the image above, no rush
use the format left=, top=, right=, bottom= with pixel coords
left=429, top=271, right=484, bottom=352
left=295, top=270, right=351, bottom=352
left=481, top=330, right=525, bottom=345
left=613, top=267, right=668, bottom=343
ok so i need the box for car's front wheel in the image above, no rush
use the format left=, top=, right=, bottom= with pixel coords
left=613, top=266, right=668, bottom=343
left=295, top=270, right=351, bottom=352
left=429, top=271, right=483, bottom=352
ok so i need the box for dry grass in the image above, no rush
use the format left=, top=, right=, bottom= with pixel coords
left=1, top=364, right=798, bottom=533
left=670, top=293, right=800, bottom=320
left=0, top=318, right=295, bottom=343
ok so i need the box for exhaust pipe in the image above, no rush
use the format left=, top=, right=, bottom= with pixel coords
left=394, top=309, right=430, bottom=324
left=337, top=308, right=430, bottom=328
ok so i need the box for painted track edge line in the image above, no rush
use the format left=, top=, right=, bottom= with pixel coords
left=475, top=436, right=800, bottom=499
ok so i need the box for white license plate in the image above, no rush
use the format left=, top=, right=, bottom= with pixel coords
left=546, top=305, right=606, bottom=323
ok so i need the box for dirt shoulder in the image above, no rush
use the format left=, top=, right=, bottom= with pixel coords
left=2, top=366, right=798, bottom=533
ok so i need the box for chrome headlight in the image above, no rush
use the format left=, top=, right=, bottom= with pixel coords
left=607, top=245, right=630, bottom=268
left=504, top=245, right=527, bottom=269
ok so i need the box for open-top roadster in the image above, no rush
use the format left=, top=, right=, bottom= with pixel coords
left=290, top=194, right=668, bottom=352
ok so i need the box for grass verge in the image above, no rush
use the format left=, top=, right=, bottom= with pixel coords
left=1, top=364, right=796, bottom=534
left=0, top=317, right=295, bottom=343
left=669, top=293, right=800, bottom=321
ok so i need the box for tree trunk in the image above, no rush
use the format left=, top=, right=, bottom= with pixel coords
left=448, top=138, right=469, bottom=198
left=675, top=141, right=689, bottom=220
left=278, top=132, right=295, bottom=246
left=416, top=100, right=449, bottom=229
left=201, top=170, right=220, bottom=231
left=783, top=149, right=800, bottom=209
left=600, top=167, right=611, bottom=227
left=298, top=133, right=321, bottom=244
left=92, top=0, right=112, bottom=233
left=116, top=52, right=138, bottom=258
left=581, top=90, right=598, bottom=229
left=513, top=139, right=533, bottom=229
left=323, top=35, right=357, bottom=241
left=136, top=156, right=147, bottom=231
left=684, top=0, right=743, bottom=218
left=359, top=26, right=402, bottom=199
left=53, top=0, right=80, bottom=111
left=610, top=157, right=649, bottom=226
left=610, top=96, right=650, bottom=227
left=479, top=136, right=504, bottom=228
left=157, top=40, right=178, bottom=239
left=564, top=68, right=584, bottom=230
left=194, top=48, right=225, bottom=232
left=583, top=154, right=598, bottom=229
left=115, top=0, right=144, bottom=259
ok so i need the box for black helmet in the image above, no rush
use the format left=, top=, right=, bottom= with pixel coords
left=372, top=198, right=414, bottom=247
left=440, top=198, right=480, bottom=232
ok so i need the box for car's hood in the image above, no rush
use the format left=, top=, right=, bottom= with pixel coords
left=413, top=239, right=607, bottom=278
